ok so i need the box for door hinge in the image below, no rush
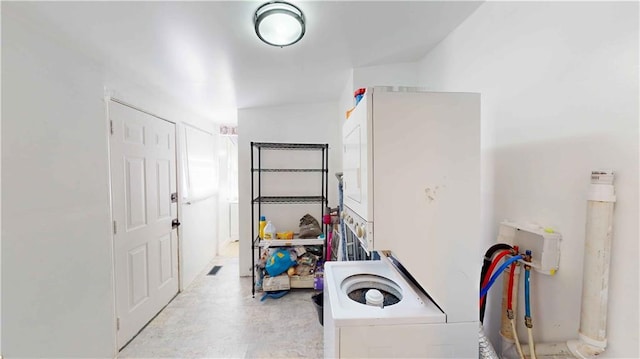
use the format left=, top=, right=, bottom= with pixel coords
left=113, top=220, right=117, bottom=235
left=117, top=317, right=120, bottom=330
left=110, top=120, right=114, bottom=135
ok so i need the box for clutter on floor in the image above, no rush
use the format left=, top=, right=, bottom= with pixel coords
left=256, top=244, right=324, bottom=295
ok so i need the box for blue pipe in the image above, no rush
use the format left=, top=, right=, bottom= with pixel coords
left=525, top=265, right=531, bottom=318
left=479, top=255, right=523, bottom=298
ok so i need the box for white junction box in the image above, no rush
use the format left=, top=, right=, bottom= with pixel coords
left=498, top=221, right=562, bottom=275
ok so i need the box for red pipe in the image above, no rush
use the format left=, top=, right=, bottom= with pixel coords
left=507, top=245, right=519, bottom=310
left=482, top=250, right=511, bottom=288
left=478, top=249, right=511, bottom=307
left=507, top=261, right=517, bottom=310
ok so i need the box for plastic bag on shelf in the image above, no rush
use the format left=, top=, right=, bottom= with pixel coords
left=299, top=214, right=322, bottom=238
left=265, top=248, right=296, bottom=277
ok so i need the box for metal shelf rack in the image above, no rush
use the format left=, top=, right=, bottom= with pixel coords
left=252, top=196, right=326, bottom=204
left=250, top=142, right=329, bottom=297
left=252, top=168, right=327, bottom=173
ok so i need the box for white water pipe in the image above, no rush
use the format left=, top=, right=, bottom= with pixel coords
left=567, top=170, right=616, bottom=358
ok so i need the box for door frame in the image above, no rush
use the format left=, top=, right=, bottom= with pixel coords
left=104, top=93, right=183, bottom=353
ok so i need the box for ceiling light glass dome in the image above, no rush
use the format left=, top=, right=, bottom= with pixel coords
left=254, top=1, right=305, bottom=47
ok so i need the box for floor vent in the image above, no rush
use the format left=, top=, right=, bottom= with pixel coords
left=207, top=265, right=222, bottom=276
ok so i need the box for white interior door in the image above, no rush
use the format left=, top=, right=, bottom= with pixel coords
left=109, top=101, right=179, bottom=349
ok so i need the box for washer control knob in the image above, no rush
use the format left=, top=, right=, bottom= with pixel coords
left=356, top=225, right=365, bottom=238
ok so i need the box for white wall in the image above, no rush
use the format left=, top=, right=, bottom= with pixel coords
left=237, top=102, right=340, bottom=277
left=215, top=135, right=239, bottom=250
left=216, top=137, right=230, bottom=250
left=336, top=62, right=420, bottom=127
left=179, top=195, right=218, bottom=289
left=0, top=53, right=3, bottom=354
left=417, top=2, right=638, bottom=357
left=2, top=7, right=220, bottom=357
left=2, top=10, right=116, bottom=358
left=353, top=62, right=419, bottom=90
left=339, top=69, right=354, bottom=131
left=178, top=123, right=220, bottom=289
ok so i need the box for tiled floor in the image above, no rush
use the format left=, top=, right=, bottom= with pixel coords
left=118, top=241, right=324, bottom=358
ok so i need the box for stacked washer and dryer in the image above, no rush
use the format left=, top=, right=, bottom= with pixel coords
left=325, top=87, right=480, bottom=358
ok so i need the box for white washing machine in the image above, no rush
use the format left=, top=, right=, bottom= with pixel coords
left=323, top=255, right=478, bottom=358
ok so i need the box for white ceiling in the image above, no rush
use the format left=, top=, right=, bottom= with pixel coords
left=7, top=1, right=482, bottom=123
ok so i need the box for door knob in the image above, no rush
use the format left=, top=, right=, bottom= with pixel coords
left=172, top=219, right=181, bottom=228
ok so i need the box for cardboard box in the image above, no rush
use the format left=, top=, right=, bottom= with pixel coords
left=290, top=274, right=314, bottom=288
left=263, top=273, right=290, bottom=291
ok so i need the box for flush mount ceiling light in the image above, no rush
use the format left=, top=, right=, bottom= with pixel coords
left=254, top=1, right=305, bottom=47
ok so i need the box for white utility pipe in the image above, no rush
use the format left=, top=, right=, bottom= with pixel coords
left=567, top=170, right=616, bottom=358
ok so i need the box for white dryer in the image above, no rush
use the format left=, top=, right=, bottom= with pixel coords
left=331, top=88, right=480, bottom=358
left=323, top=255, right=477, bottom=358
